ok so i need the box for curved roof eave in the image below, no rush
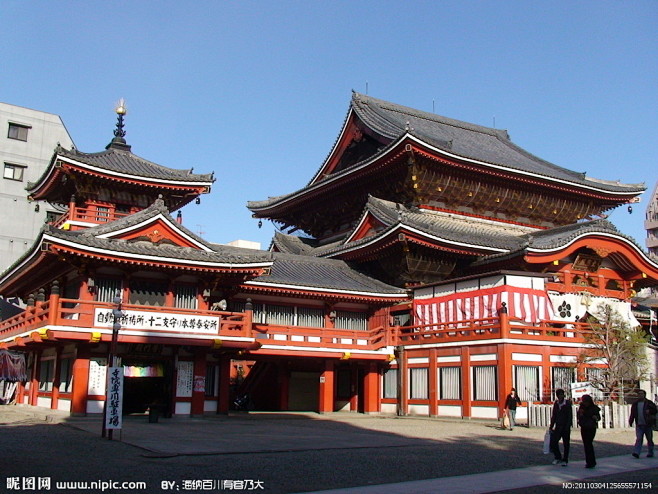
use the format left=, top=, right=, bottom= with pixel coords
left=43, top=233, right=274, bottom=270
left=405, top=134, right=644, bottom=198
left=0, top=232, right=48, bottom=290
left=322, top=222, right=510, bottom=259
left=526, top=231, right=658, bottom=266
left=56, top=155, right=214, bottom=188
left=351, top=92, right=644, bottom=195
left=242, top=280, right=406, bottom=300
left=247, top=135, right=409, bottom=213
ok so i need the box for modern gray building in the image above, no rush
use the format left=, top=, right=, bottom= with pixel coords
left=646, top=180, right=658, bottom=258
left=0, top=103, right=74, bottom=272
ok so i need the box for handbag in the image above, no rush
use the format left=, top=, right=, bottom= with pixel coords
left=542, top=430, right=552, bottom=454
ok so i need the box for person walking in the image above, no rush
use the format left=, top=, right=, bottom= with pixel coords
left=549, top=388, right=572, bottom=466
left=629, top=389, right=657, bottom=458
left=577, top=394, right=600, bottom=468
left=503, top=388, right=522, bottom=430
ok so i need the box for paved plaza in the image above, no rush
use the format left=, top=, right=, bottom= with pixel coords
left=0, top=405, right=656, bottom=493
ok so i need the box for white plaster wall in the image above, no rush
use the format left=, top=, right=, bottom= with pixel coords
left=57, top=399, right=71, bottom=412
left=204, top=400, right=216, bottom=412
left=86, top=400, right=104, bottom=414
left=36, top=396, right=51, bottom=408
left=470, top=406, right=498, bottom=419
left=408, top=404, right=429, bottom=416
left=437, top=405, right=462, bottom=417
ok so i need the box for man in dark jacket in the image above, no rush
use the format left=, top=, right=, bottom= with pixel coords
left=629, top=389, right=656, bottom=458
left=549, top=388, right=572, bottom=466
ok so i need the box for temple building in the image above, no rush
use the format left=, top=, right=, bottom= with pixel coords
left=1, top=93, right=657, bottom=420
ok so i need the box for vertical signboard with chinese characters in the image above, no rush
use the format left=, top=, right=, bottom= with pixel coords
left=105, top=366, right=124, bottom=430
left=176, top=361, right=194, bottom=398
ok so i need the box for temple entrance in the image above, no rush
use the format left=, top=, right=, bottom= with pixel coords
left=288, top=371, right=320, bottom=411
left=122, top=360, right=171, bottom=416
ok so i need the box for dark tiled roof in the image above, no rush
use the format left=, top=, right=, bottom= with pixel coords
left=43, top=198, right=273, bottom=265
left=38, top=199, right=404, bottom=295
left=473, top=218, right=655, bottom=267
left=350, top=93, right=644, bottom=193
left=366, top=197, right=530, bottom=251
left=247, top=93, right=644, bottom=213
left=523, top=219, right=622, bottom=250
left=36, top=145, right=214, bottom=186
left=281, top=197, right=531, bottom=258
left=271, top=232, right=317, bottom=255
left=249, top=251, right=407, bottom=296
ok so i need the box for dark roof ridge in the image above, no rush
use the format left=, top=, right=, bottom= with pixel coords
left=57, top=146, right=214, bottom=182
left=352, top=92, right=511, bottom=140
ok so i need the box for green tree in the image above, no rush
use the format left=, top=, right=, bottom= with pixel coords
left=579, top=303, right=650, bottom=402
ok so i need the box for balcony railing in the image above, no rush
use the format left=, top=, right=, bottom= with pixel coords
left=51, top=207, right=132, bottom=228
left=390, top=315, right=591, bottom=346
left=0, top=298, right=252, bottom=342
left=0, top=296, right=593, bottom=353
left=252, top=323, right=390, bottom=351
left=0, top=297, right=390, bottom=352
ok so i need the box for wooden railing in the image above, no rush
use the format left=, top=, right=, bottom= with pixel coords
left=1, top=295, right=595, bottom=352
left=0, top=298, right=252, bottom=341
left=251, top=323, right=391, bottom=351
left=390, top=316, right=592, bottom=346
left=51, top=208, right=131, bottom=228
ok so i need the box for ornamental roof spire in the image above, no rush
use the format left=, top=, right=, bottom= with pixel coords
left=106, top=98, right=131, bottom=151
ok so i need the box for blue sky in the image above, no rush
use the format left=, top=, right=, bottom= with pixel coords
left=3, top=1, right=657, bottom=249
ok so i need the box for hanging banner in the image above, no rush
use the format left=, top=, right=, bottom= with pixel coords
left=415, top=285, right=555, bottom=326
left=105, top=366, right=124, bottom=430
left=0, top=350, right=27, bottom=381
left=547, top=292, right=641, bottom=327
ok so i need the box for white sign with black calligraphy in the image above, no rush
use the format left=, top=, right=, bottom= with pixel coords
left=94, top=308, right=220, bottom=334
left=105, top=366, right=124, bottom=430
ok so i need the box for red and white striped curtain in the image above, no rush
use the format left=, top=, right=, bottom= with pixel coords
left=415, top=285, right=555, bottom=327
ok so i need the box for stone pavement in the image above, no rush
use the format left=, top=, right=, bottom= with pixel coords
left=301, top=455, right=657, bottom=493
left=4, top=405, right=657, bottom=493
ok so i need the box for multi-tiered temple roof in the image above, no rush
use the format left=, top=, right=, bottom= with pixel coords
left=28, top=110, right=215, bottom=214
left=250, top=92, right=648, bottom=286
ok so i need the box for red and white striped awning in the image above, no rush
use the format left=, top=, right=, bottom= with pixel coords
left=415, top=285, right=555, bottom=326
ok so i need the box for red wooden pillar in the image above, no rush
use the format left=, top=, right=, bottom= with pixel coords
left=191, top=349, right=207, bottom=417
left=540, top=345, right=551, bottom=403
left=428, top=348, right=438, bottom=417
left=318, top=360, right=335, bottom=413
left=217, top=356, right=231, bottom=414
left=461, top=346, right=471, bottom=418
left=349, top=363, right=359, bottom=412
left=498, top=343, right=513, bottom=418
left=243, top=299, right=254, bottom=338
left=397, top=347, right=408, bottom=416
left=51, top=347, right=62, bottom=410
left=71, top=347, right=90, bottom=416
left=497, top=303, right=513, bottom=416
left=363, top=362, right=380, bottom=414
left=17, top=380, right=26, bottom=405
left=278, top=362, right=289, bottom=411
left=30, top=350, right=42, bottom=406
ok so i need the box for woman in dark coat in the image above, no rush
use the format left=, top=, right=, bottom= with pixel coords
left=577, top=394, right=601, bottom=468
